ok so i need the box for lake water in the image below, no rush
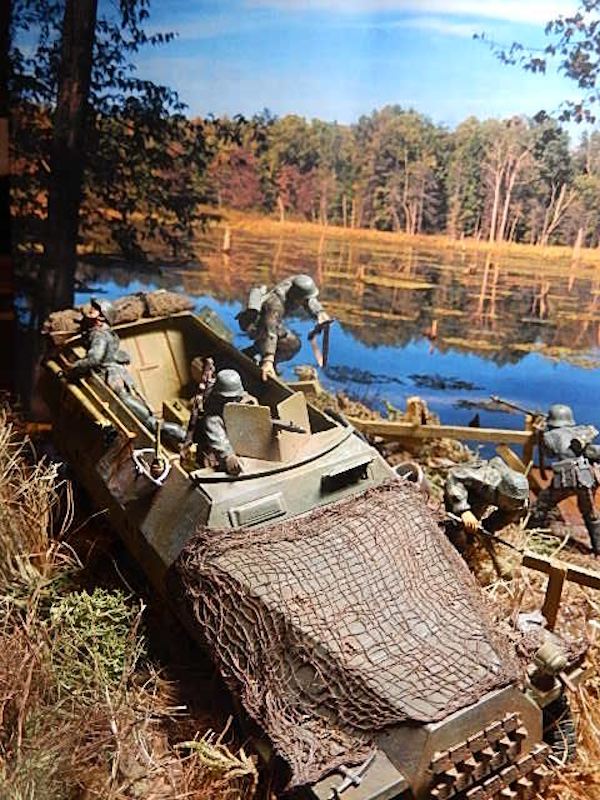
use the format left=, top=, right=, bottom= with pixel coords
left=69, top=227, right=600, bottom=450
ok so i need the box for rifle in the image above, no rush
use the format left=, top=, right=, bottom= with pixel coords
left=447, top=511, right=522, bottom=577
left=184, top=357, right=216, bottom=446
left=489, top=395, right=547, bottom=419
left=446, top=512, right=523, bottom=554
left=490, top=396, right=548, bottom=479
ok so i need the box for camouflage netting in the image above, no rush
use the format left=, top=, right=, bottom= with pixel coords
left=174, top=481, right=522, bottom=789
left=42, top=290, right=195, bottom=339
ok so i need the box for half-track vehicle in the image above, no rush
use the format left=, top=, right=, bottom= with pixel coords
left=41, top=309, right=592, bottom=800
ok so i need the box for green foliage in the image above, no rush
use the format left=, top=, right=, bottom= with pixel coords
left=479, top=1, right=600, bottom=122
left=10, top=0, right=206, bottom=260
left=48, top=588, right=144, bottom=698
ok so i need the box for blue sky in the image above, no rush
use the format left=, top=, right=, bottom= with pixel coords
left=136, top=0, right=588, bottom=132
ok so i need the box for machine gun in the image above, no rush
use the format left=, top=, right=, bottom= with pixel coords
left=272, top=418, right=307, bottom=435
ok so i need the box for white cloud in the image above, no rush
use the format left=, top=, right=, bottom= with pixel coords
left=369, top=16, right=478, bottom=37
left=245, top=0, right=578, bottom=26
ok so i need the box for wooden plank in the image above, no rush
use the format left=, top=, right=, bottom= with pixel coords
left=522, top=552, right=600, bottom=591
left=540, top=565, right=567, bottom=630
left=346, top=417, right=534, bottom=445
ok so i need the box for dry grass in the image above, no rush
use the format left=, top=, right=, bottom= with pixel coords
left=214, top=207, right=600, bottom=267
left=1, top=401, right=599, bottom=798
left=0, top=409, right=258, bottom=800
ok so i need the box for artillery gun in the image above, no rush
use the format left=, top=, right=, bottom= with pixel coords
left=41, top=309, right=598, bottom=800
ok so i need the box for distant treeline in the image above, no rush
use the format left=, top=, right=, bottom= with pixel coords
left=199, top=109, right=600, bottom=248
left=12, top=105, right=600, bottom=259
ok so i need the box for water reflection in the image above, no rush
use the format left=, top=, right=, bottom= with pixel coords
left=19, top=227, right=600, bottom=437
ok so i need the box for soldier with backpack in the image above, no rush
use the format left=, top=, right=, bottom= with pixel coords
left=237, top=274, right=332, bottom=381
left=530, top=404, right=600, bottom=555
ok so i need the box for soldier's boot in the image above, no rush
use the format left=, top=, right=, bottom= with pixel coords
left=161, top=420, right=186, bottom=445
left=122, top=395, right=185, bottom=444
left=584, top=518, right=600, bottom=556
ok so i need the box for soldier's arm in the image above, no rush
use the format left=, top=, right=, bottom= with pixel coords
left=306, top=295, right=327, bottom=321
left=257, top=305, right=280, bottom=359
left=204, top=415, right=242, bottom=475
left=584, top=444, right=600, bottom=462
left=444, top=471, right=472, bottom=515
left=204, top=415, right=236, bottom=461
left=69, top=333, right=108, bottom=380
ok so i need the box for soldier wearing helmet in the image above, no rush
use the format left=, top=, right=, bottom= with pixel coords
left=444, top=456, right=530, bottom=537
left=237, top=274, right=330, bottom=381
left=68, top=298, right=186, bottom=445
left=530, top=404, right=600, bottom=555
left=190, top=369, right=257, bottom=476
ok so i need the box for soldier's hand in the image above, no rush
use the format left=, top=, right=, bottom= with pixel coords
left=461, top=510, right=479, bottom=535
left=261, top=359, right=276, bottom=382
left=317, top=310, right=330, bottom=326
left=224, top=454, right=243, bottom=476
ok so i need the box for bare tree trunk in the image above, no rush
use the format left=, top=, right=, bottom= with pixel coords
left=342, top=194, right=347, bottom=228
left=277, top=194, right=285, bottom=223
left=539, top=183, right=577, bottom=246
left=488, top=168, right=503, bottom=243
left=0, top=0, right=14, bottom=390
left=45, top=0, right=98, bottom=309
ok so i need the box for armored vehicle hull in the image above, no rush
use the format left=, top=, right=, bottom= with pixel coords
left=41, top=311, right=577, bottom=800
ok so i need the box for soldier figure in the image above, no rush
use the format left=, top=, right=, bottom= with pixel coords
left=530, top=404, right=600, bottom=555
left=444, top=455, right=529, bottom=532
left=67, top=298, right=185, bottom=445
left=189, top=369, right=256, bottom=476
left=237, top=274, right=330, bottom=381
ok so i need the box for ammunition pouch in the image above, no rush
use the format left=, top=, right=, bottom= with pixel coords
left=552, top=456, right=596, bottom=490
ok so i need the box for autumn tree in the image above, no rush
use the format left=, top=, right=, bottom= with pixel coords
left=10, top=0, right=203, bottom=308
left=481, top=0, right=600, bottom=122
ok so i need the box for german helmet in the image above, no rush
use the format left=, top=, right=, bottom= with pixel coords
left=212, top=369, right=244, bottom=399
left=547, top=404, right=575, bottom=429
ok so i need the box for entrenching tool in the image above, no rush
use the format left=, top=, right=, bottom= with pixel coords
left=308, top=319, right=334, bottom=368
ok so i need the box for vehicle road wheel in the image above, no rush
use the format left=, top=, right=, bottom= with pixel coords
left=543, top=694, right=577, bottom=763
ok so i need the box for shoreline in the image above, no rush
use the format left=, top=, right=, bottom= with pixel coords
left=212, top=207, right=600, bottom=266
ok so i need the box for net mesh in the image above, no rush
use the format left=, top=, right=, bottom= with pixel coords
left=173, top=480, right=521, bottom=788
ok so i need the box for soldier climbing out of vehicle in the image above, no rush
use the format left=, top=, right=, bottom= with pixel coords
left=444, top=456, right=530, bottom=575
left=187, top=368, right=257, bottom=476
left=529, top=403, right=600, bottom=556
left=237, top=274, right=333, bottom=381
left=65, top=298, right=186, bottom=446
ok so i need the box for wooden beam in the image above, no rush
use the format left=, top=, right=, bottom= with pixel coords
left=522, top=552, right=600, bottom=592
left=346, top=417, right=534, bottom=446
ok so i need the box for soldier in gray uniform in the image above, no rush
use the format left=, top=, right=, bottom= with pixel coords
left=444, top=456, right=530, bottom=536
left=530, top=404, right=600, bottom=555
left=191, top=369, right=257, bottom=476
left=237, top=274, right=330, bottom=381
left=68, top=298, right=185, bottom=445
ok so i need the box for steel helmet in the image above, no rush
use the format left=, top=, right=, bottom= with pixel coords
left=212, top=369, right=244, bottom=399
left=290, top=274, right=319, bottom=301
left=497, top=469, right=530, bottom=502
left=547, top=404, right=575, bottom=429
left=90, top=297, right=117, bottom=326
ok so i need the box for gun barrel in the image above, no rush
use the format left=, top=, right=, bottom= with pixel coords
left=271, top=419, right=307, bottom=434
left=490, top=395, right=546, bottom=418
